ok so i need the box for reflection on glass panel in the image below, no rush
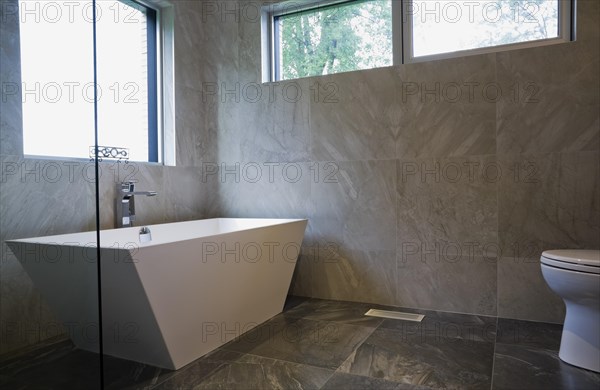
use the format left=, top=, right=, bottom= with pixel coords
left=275, top=0, right=392, bottom=80
left=411, top=0, right=560, bottom=57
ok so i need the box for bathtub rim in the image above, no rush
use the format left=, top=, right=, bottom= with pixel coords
left=5, top=217, right=309, bottom=249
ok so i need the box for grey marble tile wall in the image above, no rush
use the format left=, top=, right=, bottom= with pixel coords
left=200, top=0, right=599, bottom=323
left=0, top=0, right=216, bottom=355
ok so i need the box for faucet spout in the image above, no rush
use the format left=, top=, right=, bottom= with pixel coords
left=116, top=182, right=158, bottom=228
left=133, top=191, right=157, bottom=197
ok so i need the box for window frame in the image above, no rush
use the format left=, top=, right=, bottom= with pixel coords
left=124, top=0, right=160, bottom=163
left=262, top=0, right=390, bottom=82
left=139, top=0, right=176, bottom=166
left=403, top=0, right=573, bottom=63
left=262, top=0, right=573, bottom=82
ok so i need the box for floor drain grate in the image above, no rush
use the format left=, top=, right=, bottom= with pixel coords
left=365, top=309, right=424, bottom=322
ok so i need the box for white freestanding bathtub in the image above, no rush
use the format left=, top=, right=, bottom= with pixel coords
left=6, top=218, right=307, bottom=369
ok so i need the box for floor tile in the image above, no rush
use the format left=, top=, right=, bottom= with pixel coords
left=283, top=298, right=385, bottom=328
left=321, top=372, right=433, bottom=389
left=155, top=349, right=333, bottom=390
left=0, top=375, right=30, bottom=390
left=221, top=315, right=375, bottom=370
left=149, top=349, right=227, bottom=389
left=0, top=339, right=176, bottom=390
left=283, top=295, right=311, bottom=312
left=217, top=314, right=302, bottom=355
left=4, top=300, right=596, bottom=390
left=1, top=347, right=102, bottom=389
left=495, top=318, right=562, bottom=350
left=337, top=327, right=494, bottom=389
left=379, top=308, right=497, bottom=343
left=492, top=343, right=600, bottom=390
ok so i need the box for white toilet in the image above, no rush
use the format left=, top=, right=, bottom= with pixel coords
left=540, top=249, right=600, bottom=372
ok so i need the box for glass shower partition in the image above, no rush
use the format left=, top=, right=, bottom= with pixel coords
left=94, top=0, right=166, bottom=386
left=0, top=0, right=103, bottom=387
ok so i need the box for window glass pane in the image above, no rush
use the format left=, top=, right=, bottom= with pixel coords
left=20, top=0, right=95, bottom=158
left=411, top=0, right=560, bottom=57
left=96, top=0, right=151, bottom=162
left=19, top=0, right=155, bottom=162
left=275, top=0, right=392, bottom=81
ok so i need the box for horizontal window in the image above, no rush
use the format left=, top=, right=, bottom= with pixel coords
left=263, top=0, right=572, bottom=81
left=408, top=0, right=564, bottom=59
left=273, top=0, right=392, bottom=81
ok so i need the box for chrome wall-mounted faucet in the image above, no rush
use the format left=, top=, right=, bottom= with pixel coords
left=116, top=181, right=157, bottom=228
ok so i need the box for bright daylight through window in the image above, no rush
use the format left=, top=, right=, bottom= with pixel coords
left=266, top=0, right=570, bottom=81
left=19, top=0, right=159, bottom=162
left=410, top=0, right=562, bottom=58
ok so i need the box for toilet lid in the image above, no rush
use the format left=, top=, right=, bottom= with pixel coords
left=541, top=250, right=600, bottom=273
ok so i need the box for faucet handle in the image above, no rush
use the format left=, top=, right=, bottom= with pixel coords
left=119, top=181, right=135, bottom=193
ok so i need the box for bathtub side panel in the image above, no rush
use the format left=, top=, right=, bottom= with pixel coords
left=100, top=248, right=174, bottom=369
left=5, top=243, right=99, bottom=352
left=133, top=220, right=307, bottom=369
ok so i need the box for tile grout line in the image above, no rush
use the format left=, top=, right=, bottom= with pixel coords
left=215, top=315, right=382, bottom=375
left=489, top=316, right=499, bottom=390
left=149, top=360, right=226, bottom=389
left=188, top=349, right=341, bottom=390
left=493, top=52, right=500, bottom=389
left=222, top=349, right=338, bottom=375
left=319, top=313, right=384, bottom=388
left=316, top=368, right=337, bottom=390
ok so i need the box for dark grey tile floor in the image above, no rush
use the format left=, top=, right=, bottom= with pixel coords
left=1, top=297, right=599, bottom=389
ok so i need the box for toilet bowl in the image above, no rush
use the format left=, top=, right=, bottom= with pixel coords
left=540, top=249, right=600, bottom=372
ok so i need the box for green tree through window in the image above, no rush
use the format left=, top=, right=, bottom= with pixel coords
left=277, top=0, right=392, bottom=80
left=272, top=0, right=564, bottom=80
